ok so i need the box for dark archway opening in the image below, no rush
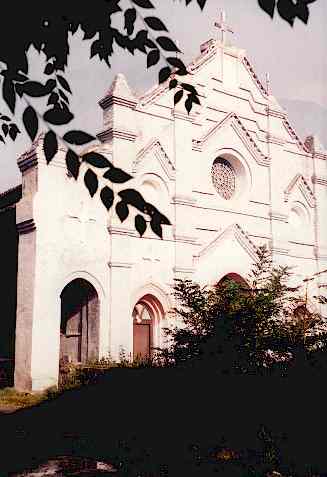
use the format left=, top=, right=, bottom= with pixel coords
left=60, top=279, right=99, bottom=364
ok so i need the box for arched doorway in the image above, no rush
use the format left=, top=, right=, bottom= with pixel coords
left=60, top=279, right=99, bottom=364
left=132, top=295, right=164, bottom=360
left=218, top=273, right=249, bottom=288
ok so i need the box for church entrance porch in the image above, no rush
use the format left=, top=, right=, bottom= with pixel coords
left=60, top=279, right=99, bottom=365
left=132, top=295, right=164, bottom=360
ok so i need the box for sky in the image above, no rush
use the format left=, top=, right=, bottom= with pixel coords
left=0, top=0, right=326, bottom=193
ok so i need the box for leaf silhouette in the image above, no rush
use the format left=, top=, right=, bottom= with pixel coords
left=47, top=92, right=59, bottom=105
left=135, top=215, right=147, bottom=236
left=8, top=124, right=20, bottom=141
left=65, top=149, right=80, bottom=180
left=150, top=217, right=163, bottom=238
left=174, top=90, right=183, bottom=105
left=44, top=105, right=74, bottom=125
left=169, top=79, right=178, bottom=90
left=2, top=123, right=8, bottom=137
left=118, top=189, right=147, bottom=212
left=132, top=0, right=154, bottom=8
left=84, top=168, right=98, bottom=197
left=83, top=152, right=112, bottom=168
left=100, top=186, right=114, bottom=210
left=44, top=63, right=55, bottom=75
left=258, top=0, right=276, bottom=18
left=43, top=131, right=58, bottom=164
left=124, top=8, right=137, bottom=35
left=144, top=16, right=168, bottom=31
left=21, top=80, right=55, bottom=97
left=57, top=75, right=72, bottom=93
left=116, top=201, right=129, bottom=222
left=103, top=168, right=133, bottom=183
left=156, top=36, right=180, bottom=52
left=63, top=130, right=95, bottom=145
left=22, top=106, right=38, bottom=141
left=159, top=66, right=171, bottom=84
left=147, top=49, right=160, bottom=68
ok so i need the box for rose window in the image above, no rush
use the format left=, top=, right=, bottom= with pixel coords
left=211, top=158, right=236, bottom=200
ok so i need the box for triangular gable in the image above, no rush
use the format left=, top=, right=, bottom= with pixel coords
left=192, top=112, right=270, bottom=166
left=196, top=223, right=259, bottom=263
left=284, top=174, right=315, bottom=208
left=132, top=139, right=175, bottom=180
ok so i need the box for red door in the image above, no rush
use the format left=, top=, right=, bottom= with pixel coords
left=133, top=323, right=151, bottom=359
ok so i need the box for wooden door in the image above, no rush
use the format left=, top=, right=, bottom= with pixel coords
left=133, top=323, right=151, bottom=359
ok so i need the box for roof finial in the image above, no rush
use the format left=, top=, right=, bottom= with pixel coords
left=214, top=10, right=234, bottom=46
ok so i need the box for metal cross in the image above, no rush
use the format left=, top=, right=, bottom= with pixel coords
left=214, top=10, right=234, bottom=46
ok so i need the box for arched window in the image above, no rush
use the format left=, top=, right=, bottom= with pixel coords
left=132, top=294, right=164, bottom=360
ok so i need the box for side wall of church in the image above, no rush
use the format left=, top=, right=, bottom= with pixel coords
left=0, top=206, right=18, bottom=386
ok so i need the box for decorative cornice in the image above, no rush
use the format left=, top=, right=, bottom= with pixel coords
left=283, top=119, right=309, bottom=154
left=99, top=96, right=137, bottom=110
left=17, top=219, right=36, bottom=235
left=284, top=174, right=316, bottom=208
left=172, top=194, right=197, bottom=206
left=312, top=175, right=327, bottom=187
left=269, top=211, right=288, bottom=223
left=17, top=149, right=38, bottom=172
left=133, top=139, right=175, bottom=180
left=171, top=109, right=195, bottom=123
left=196, top=223, right=259, bottom=263
left=108, top=261, right=133, bottom=269
left=270, top=245, right=290, bottom=256
left=173, top=266, right=195, bottom=274
left=107, top=225, right=138, bottom=237
left=97, top=128, right=137, bottom=143
left=173, top=233, right=198, bottom=245
left=242, top=57, right=268, bottom=97
left=266, top=133, right=286, bottom=146
left=192, top=112, right=270, bottom=166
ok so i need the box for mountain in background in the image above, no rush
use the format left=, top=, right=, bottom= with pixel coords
left=279, top=98, right=327, bottom=149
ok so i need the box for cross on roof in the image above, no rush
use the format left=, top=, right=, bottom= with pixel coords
left=214, top=10, right=234, bottom=46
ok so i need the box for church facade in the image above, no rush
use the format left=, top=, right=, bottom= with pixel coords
left=1, top=36, right=327, bottom=391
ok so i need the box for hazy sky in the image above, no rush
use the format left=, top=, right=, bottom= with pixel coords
left=0, top=0, right=326, bottom=192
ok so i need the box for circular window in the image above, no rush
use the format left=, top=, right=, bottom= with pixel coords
left=211, top=158, right=236, bottom=200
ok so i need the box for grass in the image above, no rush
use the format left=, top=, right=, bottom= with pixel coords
left=0, top=387, right=47, bottom=410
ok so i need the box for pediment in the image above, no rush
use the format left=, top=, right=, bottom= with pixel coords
left=196, top=223, right=259, bottom=263
left=192, top=112, right=270, bottom=167
left=133, top=138, right=175, bottom=180
left=284, top=174, right=315, bottom=208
